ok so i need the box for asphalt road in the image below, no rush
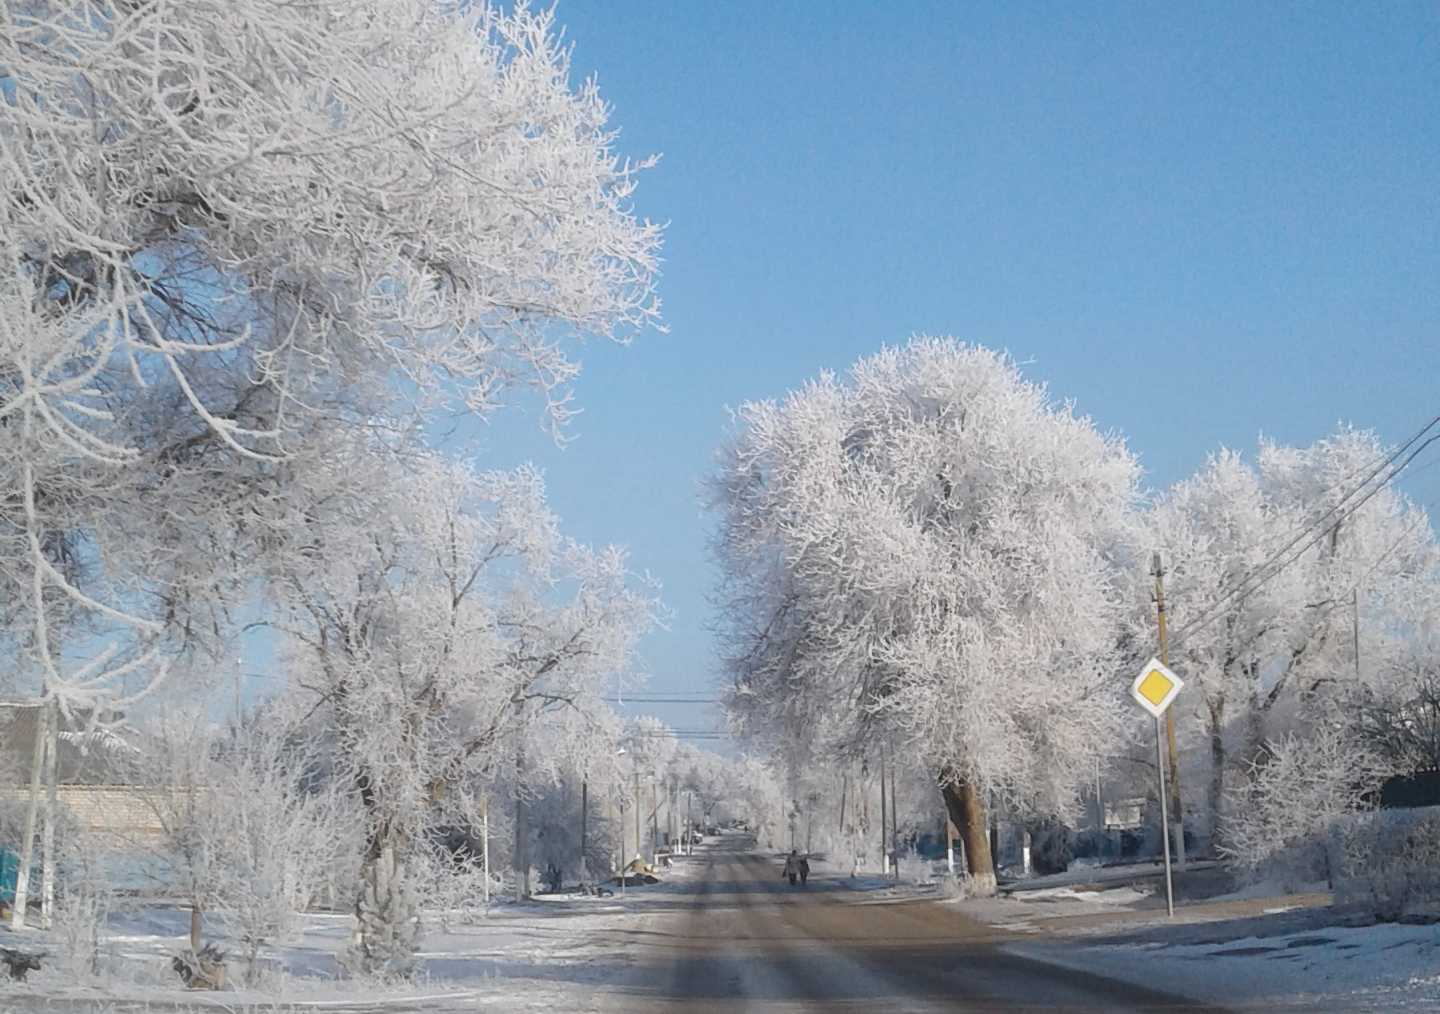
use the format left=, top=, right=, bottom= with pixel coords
left=606, top=834, right=1229, bottom=1013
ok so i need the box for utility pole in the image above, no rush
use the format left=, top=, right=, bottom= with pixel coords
left=513, top=695, right=530, bottom=900
left=481, top=794, right=491, bottom=906
left=879, top=747, right=888, bottom=875
left=988, top=790, right=1000, bottom=872
left=1093, top=756, right=1105, bottom=832
left=889, top=755, right=899, bottom=879
left=1152, top=552, right=1186, bottom=869
left=1352, top=587, right=1362, bottom=681
left=40, top=698, right=57, bottom=929
left=580, top=778, right=589, bottom=881
left=617, top=792, right=626, bottom=896
left=634, top=770, right=642, bottom=865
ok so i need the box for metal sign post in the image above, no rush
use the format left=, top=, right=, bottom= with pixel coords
left=1153, top=715, right=1175, bottom=918
left=1131, top=658, right=1184, bottom=918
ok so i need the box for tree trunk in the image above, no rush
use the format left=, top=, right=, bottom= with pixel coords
left=940, top=774, right=996, bottom=895
left=348, top=842, right=420, bottom=977
left=190, top=905, right=202, bottom=954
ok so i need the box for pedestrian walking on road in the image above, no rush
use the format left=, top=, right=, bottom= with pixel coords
left=799, top=855, right=810, bottom=886
left=782, top=850, right=801, bottom=886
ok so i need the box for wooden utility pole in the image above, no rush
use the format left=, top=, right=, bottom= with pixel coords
left=580, top=778, right=589, bottom=879
left=889, top=755, right=898, bottom=879
left=878, top=747, right=889, bottom=875
left=1352, top=587, right=1362, bottom=681
left=1152, top=552, right=1186, bottom=868
left=617, top=791, right=626, bottom=896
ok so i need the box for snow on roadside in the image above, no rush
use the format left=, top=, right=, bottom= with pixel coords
left=965, top=861, right=1440, bottom=1011
left=1007, top=884, right=1152, bottom=906
left=1006, top=921, right=1440, bottom=1012
left=0, top=882, right=670, bottom=1013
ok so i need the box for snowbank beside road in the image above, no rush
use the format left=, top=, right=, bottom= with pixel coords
left=1008, top=920, right=1440, bottom=1012
left=967, top=867, right=1440, bottom=1011
left=0, top=895, right=657, bottom=1013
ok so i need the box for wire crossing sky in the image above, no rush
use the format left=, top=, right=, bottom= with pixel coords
left=463, top=1, right=1440, bottom=737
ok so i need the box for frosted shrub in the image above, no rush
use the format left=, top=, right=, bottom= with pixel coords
left=1221, top=722, right=1390, bottom=889
left=53, top=851, right=116, bottom=979
left=1334, top=808, right=1440, bottom=922
left=414, top=848, right=490, bottom=932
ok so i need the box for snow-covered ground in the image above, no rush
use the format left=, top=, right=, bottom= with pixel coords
left=1009, top=916, right=1440, bottom=1011
left=4, top=906, right=633, bottom=1011
left=962, top=867, right=1440, bottom=1011
left=0, top=856, right=715, bottom=1013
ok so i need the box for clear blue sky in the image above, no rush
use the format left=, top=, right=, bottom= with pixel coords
left=469, top=1, right=1440, bottom=738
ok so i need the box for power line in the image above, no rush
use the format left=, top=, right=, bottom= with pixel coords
left=625, top=729, right=732, bottom=738
left=1348, top=494, right=1440, bottom=593
left=1168, top=415, right=1439, bottom=645
left=1170, top=420, right=1440, bottom=651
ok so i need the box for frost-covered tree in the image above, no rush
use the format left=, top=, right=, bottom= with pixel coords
left=731, top=756, right=787, bottom=850
left=500, top=697, right=630, bottom=889
left=273, top=448, right=655, bottom=964
left=122, top=707, right=356, bottom=981
left=1147, top=449, right=1305, bottom=842
left=710, top=339, right=1141, bottom=892
left=0, top=0, right=661, bottom=715
left=674, top=744, right=729, bottom=826
left=620, top=716, right=678, bottom=859
left=206, top=723, right=360, bottom=984
left=1151, top=427, right=1440, bottom=843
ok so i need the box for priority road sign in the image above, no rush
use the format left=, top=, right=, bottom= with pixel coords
left=1131, top=658, right=1183, bottom=718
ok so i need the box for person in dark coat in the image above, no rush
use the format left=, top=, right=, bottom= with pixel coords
left=799, top=855, right=810, bottom=885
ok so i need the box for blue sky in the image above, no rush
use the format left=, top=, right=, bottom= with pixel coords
left=464, top=1, right=1440, bottom=738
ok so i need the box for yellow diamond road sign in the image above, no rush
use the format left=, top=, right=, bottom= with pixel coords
left=1132, top=658, right=1183, bottom=718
